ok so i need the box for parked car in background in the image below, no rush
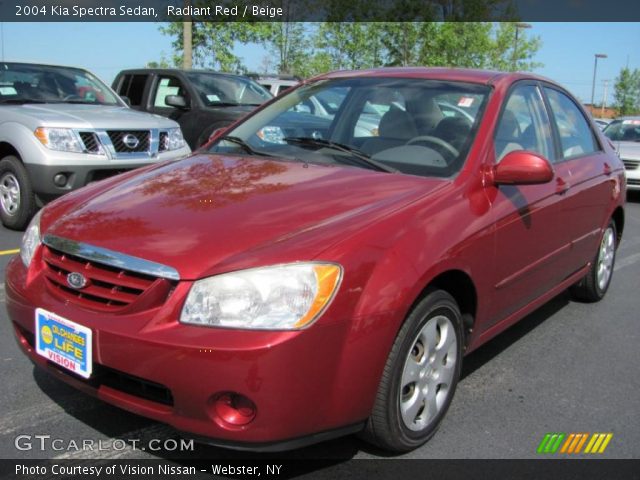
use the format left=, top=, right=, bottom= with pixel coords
left=113, top=69, right=272, bottom=149
left=253, top=74, right=300, bottom=96
left=603, top=117, right=640, bottom=190
left=594, top=118, right=612, bottom=130
left=0, top=62, right=190, bottom=230
left=6, top=68, right=625, bottom=453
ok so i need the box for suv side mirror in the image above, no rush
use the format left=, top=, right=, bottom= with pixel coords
left=494, top=150, right=554, bottom=185
left=120, top=95, right=131, bottom=107
left=165, top=95, right=188, bottom=109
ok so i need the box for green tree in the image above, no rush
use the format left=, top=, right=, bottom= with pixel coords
left=613, top=67, right=640, bottom=116
left=487, top=23, right=542, bottom=72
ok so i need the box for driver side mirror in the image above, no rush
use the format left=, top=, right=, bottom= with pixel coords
left=493, top=150, right=554, bottom=185
left=165, top=95, right=188, bottom=109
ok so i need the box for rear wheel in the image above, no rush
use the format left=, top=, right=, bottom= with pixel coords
left=361, top=290, right=463, bottom=452
left=570, top=220, right=617, bottom=302
left=0, top=156, right=36, bottom=230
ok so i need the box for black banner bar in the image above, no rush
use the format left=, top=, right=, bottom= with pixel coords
left=2, top=0, right=640, bottom=22
left=1, top=459, right=640, bottom=480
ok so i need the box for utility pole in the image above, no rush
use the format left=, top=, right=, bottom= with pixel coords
left=182, top=0, right=192, bottom=69
left=601, top=80, right=609, bottom=117
left=591, top=53, right=607, bottom=107
left=512, top=23, right=532, bottom=71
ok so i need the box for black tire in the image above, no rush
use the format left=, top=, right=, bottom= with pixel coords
left=570, top=220, right=617, bottom=303
left=0, top=156, right=36, bottom=230
left=360, top=290, right=464, bottom=452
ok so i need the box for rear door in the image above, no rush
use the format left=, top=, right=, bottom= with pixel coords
left=541, top=86, right=614, bottom=273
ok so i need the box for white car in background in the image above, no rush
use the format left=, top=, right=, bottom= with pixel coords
left=603, top=117, right=640, bottom=191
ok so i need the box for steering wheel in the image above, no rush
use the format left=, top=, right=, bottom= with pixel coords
left=406, top=135, right=459, bottom=158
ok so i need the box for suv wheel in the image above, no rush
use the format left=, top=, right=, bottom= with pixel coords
left=361, top=290, right=463, bottom=452
left=0, top=156, right=36, bottom=230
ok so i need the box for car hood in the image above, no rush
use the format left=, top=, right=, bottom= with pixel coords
left=44, top=154, right=445, bottom=280
left=3, top=103, right=178, bottom=129
left=613, top=140, right=640, bottom=160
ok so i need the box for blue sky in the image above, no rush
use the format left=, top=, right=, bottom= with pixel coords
left=1, top=22, right=638, bottom=105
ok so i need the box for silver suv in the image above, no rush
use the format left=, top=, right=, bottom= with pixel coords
left=0, top=62, right=191, bottom=229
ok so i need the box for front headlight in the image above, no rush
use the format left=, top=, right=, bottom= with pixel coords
left=20, top=209, right=42, bottom=268
left=181, top=263, right=342, bottom=330
left=34, top=128, right=83, bottom=153
left=165, top=128, right=186, bottom=151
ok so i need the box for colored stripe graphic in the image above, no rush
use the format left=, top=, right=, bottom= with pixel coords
left=537, top=433, right=565, bottom=454
left=538, top=433, right=613, bottom=454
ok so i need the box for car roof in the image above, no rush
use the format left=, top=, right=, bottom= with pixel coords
left=0, top=61, right=90, bottom=72
left=314, top=67, right=556, bottom=87
left=117, top=68, right=248, bottom=79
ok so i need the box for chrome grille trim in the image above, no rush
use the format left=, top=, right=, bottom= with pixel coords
left=42, top=235, right=180, bottom=281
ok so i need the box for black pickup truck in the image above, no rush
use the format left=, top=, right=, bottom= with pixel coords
left=112, top=68, right=273, bottom=149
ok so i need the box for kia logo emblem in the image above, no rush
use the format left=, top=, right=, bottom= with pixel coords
left=122, top=133, right=140, bottom=149
left=66, top=272, right=88, bottom=290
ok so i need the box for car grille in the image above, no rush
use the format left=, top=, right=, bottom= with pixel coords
left=107, top=130, right=150, bottom=153
left=79, top=132, right=101, bottom=153
left=628, top=178, right=640, bottom=186
left=41, top=245, right=168, bottom=312
left=622, top=159, right=639, bottom=171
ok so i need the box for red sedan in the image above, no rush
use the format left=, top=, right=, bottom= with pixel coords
left=5, top=68, right=625, bottom=452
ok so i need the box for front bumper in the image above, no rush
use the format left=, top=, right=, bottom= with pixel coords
left=25, top=147, right=191, bottom=201
left=624, top=165, right=640, bottom=190
left=4, top=255, right=370, bottom=448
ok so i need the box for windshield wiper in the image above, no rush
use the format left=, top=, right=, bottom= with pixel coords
left=283, top=137, right=398, bottom=173
left=218, top=135, right=274, bottom=157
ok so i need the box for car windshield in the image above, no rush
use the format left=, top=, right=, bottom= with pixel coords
left=603, top=119, right=640, bottom=142
left=0, top=62, right=122, bottom=105
left=185, top=72, right=272, bottom=106
left=209, top=77, right=490, bottom=178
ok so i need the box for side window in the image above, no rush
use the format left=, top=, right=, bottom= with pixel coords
left=544, top=87, right=599, bottom=159
left=495, top=85, right=554, bottom=163
left=118, top=74, right=147, bottom=107
left=153, top=76, right=187, bottom=108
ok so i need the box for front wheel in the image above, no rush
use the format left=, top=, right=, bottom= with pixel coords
left=0, top=156, right=36, bottom=230
left=361, top=290, right=463, bottom=452
left=570, top=220, right=617, bottom=302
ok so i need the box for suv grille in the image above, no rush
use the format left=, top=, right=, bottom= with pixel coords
left=159, top=131, right=168, bottom=152
left=622, top=159, right=639, bottom=171
left=107, top=130, right=150, bottom=153
left=79, top=132, right=101, bottom=153
left=41, top=245, right=170, bottom=312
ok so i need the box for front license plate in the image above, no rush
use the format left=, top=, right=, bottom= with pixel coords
left=35, top=308, right=92, bottom=379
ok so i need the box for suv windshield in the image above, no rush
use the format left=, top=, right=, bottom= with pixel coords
left=185, top=72, right=272, bottom=107
left=603, top=119, right=640, bottom=142
left=0, top=62, right=122, bottom=105
left=209, top=77, right=490, bottom=178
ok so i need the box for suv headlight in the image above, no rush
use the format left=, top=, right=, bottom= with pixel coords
left=34, top=128, right=83, bottom=153
left=165, top=128, right=186, bottom=151
left=20, top=209, right=42, bottom=268
left=180, top=263, right=342, bottom=330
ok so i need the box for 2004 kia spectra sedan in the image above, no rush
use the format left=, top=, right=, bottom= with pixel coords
left=6, top=68, right=625, bottom=452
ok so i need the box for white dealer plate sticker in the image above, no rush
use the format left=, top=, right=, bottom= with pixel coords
left=35, top=308, right=92, bottom=379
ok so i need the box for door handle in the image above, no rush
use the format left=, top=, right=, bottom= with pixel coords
left=556, top=177, right=570, bottom=195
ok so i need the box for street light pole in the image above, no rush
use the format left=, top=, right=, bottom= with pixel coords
left=512, top=23, right=532, bottom=71
left=591, top=53, right=607, bottom=107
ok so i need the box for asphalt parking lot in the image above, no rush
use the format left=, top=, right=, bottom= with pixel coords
left=0, top=194, right=639, bottom=463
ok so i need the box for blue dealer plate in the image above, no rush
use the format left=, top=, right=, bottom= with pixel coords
left=35, top=308, right=92, bottom=379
